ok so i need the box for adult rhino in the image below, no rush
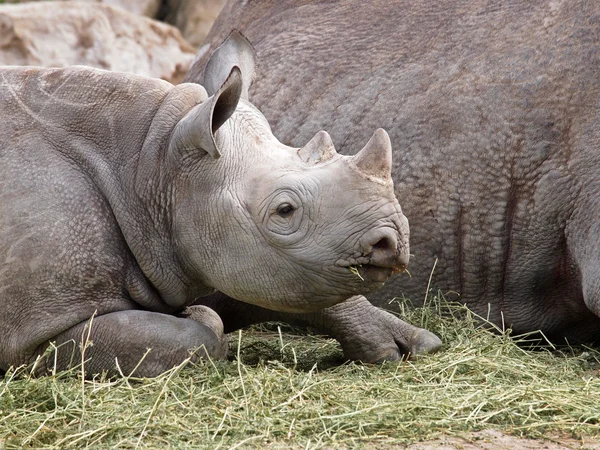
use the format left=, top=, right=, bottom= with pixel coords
left=187, top=0, right=600, bottom=345
left=0, top=38, right=442, bottom=377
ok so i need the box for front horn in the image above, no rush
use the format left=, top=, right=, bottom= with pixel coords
left=350, top=128, right=393, bottom=182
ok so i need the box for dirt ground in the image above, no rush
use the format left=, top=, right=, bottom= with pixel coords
left=406, top=430, right=600, bottom=450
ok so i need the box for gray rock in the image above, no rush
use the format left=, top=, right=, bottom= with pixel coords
left=0, top=2, right=194, bottom=83
left=3, top=0, right=161, bottom=18
left=165, top=0, right=227, bottom=47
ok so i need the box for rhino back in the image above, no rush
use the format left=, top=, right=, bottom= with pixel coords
left=188, top=0, right=600, bottom=338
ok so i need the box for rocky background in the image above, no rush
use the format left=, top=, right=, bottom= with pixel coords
left=0, top=0, right=227, bottom=83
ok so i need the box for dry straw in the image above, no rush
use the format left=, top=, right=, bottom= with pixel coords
left=1, top=293, right=599, bottom=448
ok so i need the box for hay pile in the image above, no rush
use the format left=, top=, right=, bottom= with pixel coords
left=1, top=295, right=599, bottom=448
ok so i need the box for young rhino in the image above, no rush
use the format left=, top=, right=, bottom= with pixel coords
left=0, top=42, right=437, bottom=378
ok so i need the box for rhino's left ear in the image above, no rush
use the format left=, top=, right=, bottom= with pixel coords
left=170, top=66, right=243, bottom=159
left=202, top=30, right=256, bottom=100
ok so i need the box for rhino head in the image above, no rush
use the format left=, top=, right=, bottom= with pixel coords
left=167, top=32, right=409, bottom=313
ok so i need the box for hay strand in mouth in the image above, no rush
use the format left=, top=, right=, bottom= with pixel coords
left=348, top=265, right=364, bottom=281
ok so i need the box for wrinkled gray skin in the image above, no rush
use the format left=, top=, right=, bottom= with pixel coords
left=186, top=0, right=600, bottom=345
left=0, top=40, right=442, bottom=377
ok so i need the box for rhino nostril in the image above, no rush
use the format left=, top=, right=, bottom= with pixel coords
left=372, top=237, right=393, bottom=252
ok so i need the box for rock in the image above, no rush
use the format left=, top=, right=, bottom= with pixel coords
left=0, top=2, right=195, bottom=83
left=96, top=0, right=162, bottom=17
left=3, top=0, right=162, bottom=18
left=165, top=0, right=227, bottom=47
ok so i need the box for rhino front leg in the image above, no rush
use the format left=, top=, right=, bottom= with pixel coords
left=40, top=310, right=227, bottom=378
left=192, top=293, right=441, bottom=363
left=299, top=296, right=442, bottom=363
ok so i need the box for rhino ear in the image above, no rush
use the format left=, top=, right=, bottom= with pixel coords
left=202, top=30, right=256, bottom=100
left=170, top=66, right=243, bottom=159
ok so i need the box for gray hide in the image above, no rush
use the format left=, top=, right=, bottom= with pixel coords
left=0, top=37, right=440, bottom=376
left=186, top=0, right=600, bottom=346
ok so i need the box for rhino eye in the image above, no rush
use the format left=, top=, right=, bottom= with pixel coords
left=277, top=203, right=295, bottom=218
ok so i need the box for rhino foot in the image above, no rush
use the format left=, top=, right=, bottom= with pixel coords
left=406, top=328, right=443, bottom=358
left=37, top=310, right=228, bottom=378
left=179, top=305, right=228, bottom=357
left=314, top=295, right=442, bottom=364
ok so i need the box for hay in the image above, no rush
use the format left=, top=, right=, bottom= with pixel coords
left=1, top=293, right=599, bottom=448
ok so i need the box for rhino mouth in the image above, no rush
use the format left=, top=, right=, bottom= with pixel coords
left=355, top=264, right=395, bottom=282
left=338, top=259, right=407, bottom=284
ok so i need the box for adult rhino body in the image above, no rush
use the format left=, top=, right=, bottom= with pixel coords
left=0, top=43, right=440, bottom=376
left=187, top=0, right=600, bottom=343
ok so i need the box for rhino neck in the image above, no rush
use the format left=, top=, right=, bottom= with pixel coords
left=119, top=82, right=217, bottom=307
left=41, top=68, right=214, bottom=308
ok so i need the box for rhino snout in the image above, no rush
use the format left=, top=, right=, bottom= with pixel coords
left=357, top=227, right=410, bottom=281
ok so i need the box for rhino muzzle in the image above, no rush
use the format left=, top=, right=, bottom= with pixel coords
left=315, top=127, right=408, bottom=285
left=357, top=226, right=410, bottom=281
